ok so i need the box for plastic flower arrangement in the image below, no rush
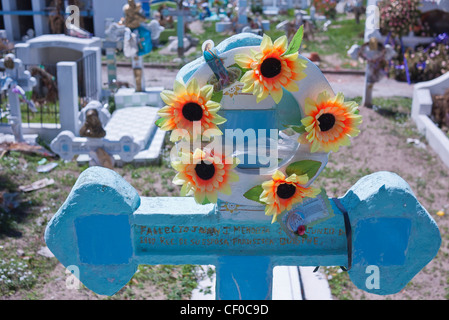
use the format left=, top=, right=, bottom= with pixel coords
left=389, top=42, right=449, bottom=83
left=259, top=171, right=320, bottom=223
left=158, top=78, right=239, bottom=205
left=234, top=28, right=307, bottom=104
left=379, top=0, right=421, bottom=38
left=312, top=0, right=337, bottom=19
left=159, top=28, right=362, bottom=227
left=156, top=78, right=227, bottom=142
left=171, top=148, right=240, bottom=205
left=244, top=89, right=362, bottom=222
left=299, top=91, right=362, bottom=153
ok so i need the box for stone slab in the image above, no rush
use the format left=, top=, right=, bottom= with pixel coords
left=411, top=72, right=449, bottom=169
left=191, top=265, right=332, bottom=300
left=114, top=87, right=164, bottom=109
left=76, top=126, right=166, bottom=167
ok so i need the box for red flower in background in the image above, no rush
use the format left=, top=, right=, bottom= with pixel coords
left=313, top=0, right=337, bottom=18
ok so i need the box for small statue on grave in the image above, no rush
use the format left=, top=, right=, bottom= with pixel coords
left=49, top=0, right=65, bottom=34
left=30, top=66, right=58, bottom=105
left=432, top=88, right=449, bottom=131
left=79, top=109, right=106, bottom=138
left=3, top=55, right=15, bottom=69
left=121, top=0, right=153, bottom=92
left=123, top=0, right=147, bottom=30
left=203, top=40, right=241, bottom=92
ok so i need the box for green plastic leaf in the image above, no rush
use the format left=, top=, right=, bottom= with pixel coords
left=202, top=198, right=212, bottom=205
left=286, top=160, right=322, bottom=179
left=155, top=117, right=164, bottom=127
left=284, top=25, right=304, bottom=56
left=243, top=185, right=265, bottom=204
left=211, top=90, right=223, bottom=103
left=291, top=125, right=306, bottom=134
left=284, top=124, right=306, bottom=134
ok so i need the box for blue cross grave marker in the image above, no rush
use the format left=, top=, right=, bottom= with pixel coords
left=45, top=168, right=440, bottom=298
left=45, top=32, right=441, bottom=299
left=162, top=5, right=197, bottom=58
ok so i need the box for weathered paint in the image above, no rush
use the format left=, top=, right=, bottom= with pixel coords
left=45, top=167, right=440, bottom=298
left=45, top=32, right=441, bottom=300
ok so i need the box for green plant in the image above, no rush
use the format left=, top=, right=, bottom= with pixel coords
left=131, top=264, right=210, bottom=300
left=389, top=42, right=449, bottom=83
left=299, top=16, right=365, bottom=69
left=0, top=257, right=36, bottom=295
left=322, top=267, right=353, bottom=300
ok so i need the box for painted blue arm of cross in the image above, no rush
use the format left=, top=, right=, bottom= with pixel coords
left=45, top=167, right=440, bottom=298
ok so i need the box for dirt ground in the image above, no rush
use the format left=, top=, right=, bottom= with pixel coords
left=318, top=103, right=449, bottom=300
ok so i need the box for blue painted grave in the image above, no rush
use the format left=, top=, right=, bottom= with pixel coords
left=45, top=31, right=441, bottom=299
left=45, top=168, right=440, bottom=298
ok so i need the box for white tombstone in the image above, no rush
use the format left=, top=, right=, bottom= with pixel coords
left=0, top=54, right=37, bottom=142
left=15, top=34, right=103, bottom=101
left=57, top=62, right=80, bottom=136
left=50, top=105, right=164, bottom=166
left=411, top=72, right=449, bottom=168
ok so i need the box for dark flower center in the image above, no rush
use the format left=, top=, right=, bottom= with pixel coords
left=182, top=103, right=203, bottom=122
left=318, top=113, right=336, bottom=132
left=276, top=183, right=296, bottom=199
left=195, top=161, right=216, bottom=180
left=260, top=58, right=282, bottom=78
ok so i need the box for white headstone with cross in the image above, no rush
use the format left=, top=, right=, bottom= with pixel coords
left=0, top=54, right=37, bottom=142
left=50, top=101, right=160, bottom=166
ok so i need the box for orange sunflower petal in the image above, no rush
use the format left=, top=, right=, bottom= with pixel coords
left=171, top=149, right=239, bottom=204
left=259, top=170, right=319, bottom=223
left=158, top=79, right=226, bottom=141
left=238, top=34, right=308, bottom=104
left=300, top=91, right=362, bottom=153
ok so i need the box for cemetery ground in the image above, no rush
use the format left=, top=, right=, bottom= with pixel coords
left=112, top=13, right=366, bottom=71
left=1, top=87, right=449, bottom=300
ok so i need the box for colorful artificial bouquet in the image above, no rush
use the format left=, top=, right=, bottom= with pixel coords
left=378, top=0, right=421, bottom=38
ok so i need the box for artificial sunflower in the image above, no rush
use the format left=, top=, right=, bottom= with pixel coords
left=300, top=91, right=362, bottom=153
left=157, top=78, right=226, bottom=142
left=171, top=148, right=240, bottom=204
left=234, top=33, right=307, bottom=104
left=260, top=170, right=320, bottom=223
